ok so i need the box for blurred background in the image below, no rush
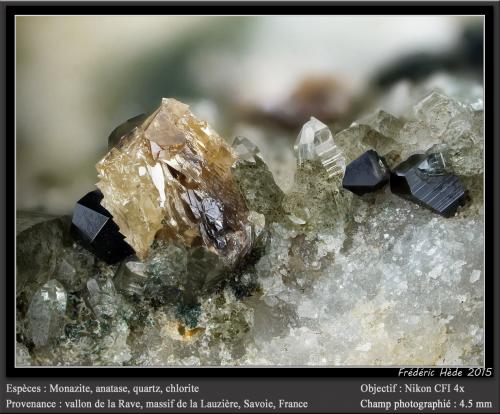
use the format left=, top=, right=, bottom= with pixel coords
left=16, top=16, right=483, bottom=214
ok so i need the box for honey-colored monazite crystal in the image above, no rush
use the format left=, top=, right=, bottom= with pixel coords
left=96, top=98, right=251, bottom=262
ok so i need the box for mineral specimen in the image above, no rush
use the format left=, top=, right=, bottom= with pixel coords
left=390, top=153, right=466, bottom=217
left=96, top=98, right=251, bottom=263
left=27, top=280, right=67, bottom=348
left=294, top=117, right=345, bottom=177
left=16, top=84, right=484, bottom=368
left=71, top=190, right=134, bottom=264
left=342, top=150, right=390, bottom=195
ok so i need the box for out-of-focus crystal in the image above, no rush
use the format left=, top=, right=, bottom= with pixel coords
left=16, top=212, right=68, bottom=295
left=423, top=93, right=484, bottom=177
left=16, top=343, right=32, bottom=366
left=362, top=110, right=405, bottom=139
left=232, top=136, right=260, bottom=163
left=27, top=280, right=67, bottom=348
left=294, top=117, right=345, bottom=177
left=96, top=98, right=251, bottom=263
left=414, top=91, right=465, bottom=137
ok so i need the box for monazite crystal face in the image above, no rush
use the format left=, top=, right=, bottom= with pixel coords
left=96, top=99, right=251, bottom=262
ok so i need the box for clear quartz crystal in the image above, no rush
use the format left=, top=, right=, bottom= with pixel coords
left=418, top=152, right=447, bottom=175
left=114, top=260, right=148, bottom=296
left=294, top=117, right=345, bottom=177
left=363, top=110, right=405, bottom=139
left=27, top=280, right=67, bottom=348
left=232, top=136, right=260, bottom=163
left=86, top=278, right=118, bottom=320
left=414, top=91, right=465, bottom=137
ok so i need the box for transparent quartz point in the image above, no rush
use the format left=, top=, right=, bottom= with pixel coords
left=27, top=280, right=67, bottom=348
left=294, top=116, right=345, bottom=177
left=418, top=152, right=447, bottom=176
left=232, top=136, right=260, bottom=163
left=114, top=260, right=148, bottom=297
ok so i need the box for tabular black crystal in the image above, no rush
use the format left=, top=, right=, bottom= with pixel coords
left=390, top=153, right=466, bottom=217
left=108, top=112, right=150, bottom=150
left=71, top=190, right=134, bottom=264
left=342, top=150, right=390, bottom=195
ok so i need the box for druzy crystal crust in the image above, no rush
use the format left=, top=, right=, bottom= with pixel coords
left=96, top=98, right=251, bottom=262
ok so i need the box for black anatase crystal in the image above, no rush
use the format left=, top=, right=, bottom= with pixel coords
left=71, top=190, right=135, bottom=264
left=108, top=112, right=150, bottom=150
left=390, top=153, right=466, bottom=217
left=342, top=150, right=390, bottom=195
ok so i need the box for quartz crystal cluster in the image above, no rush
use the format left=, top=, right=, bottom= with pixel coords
left=16, top=86, right=484, bottom=366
